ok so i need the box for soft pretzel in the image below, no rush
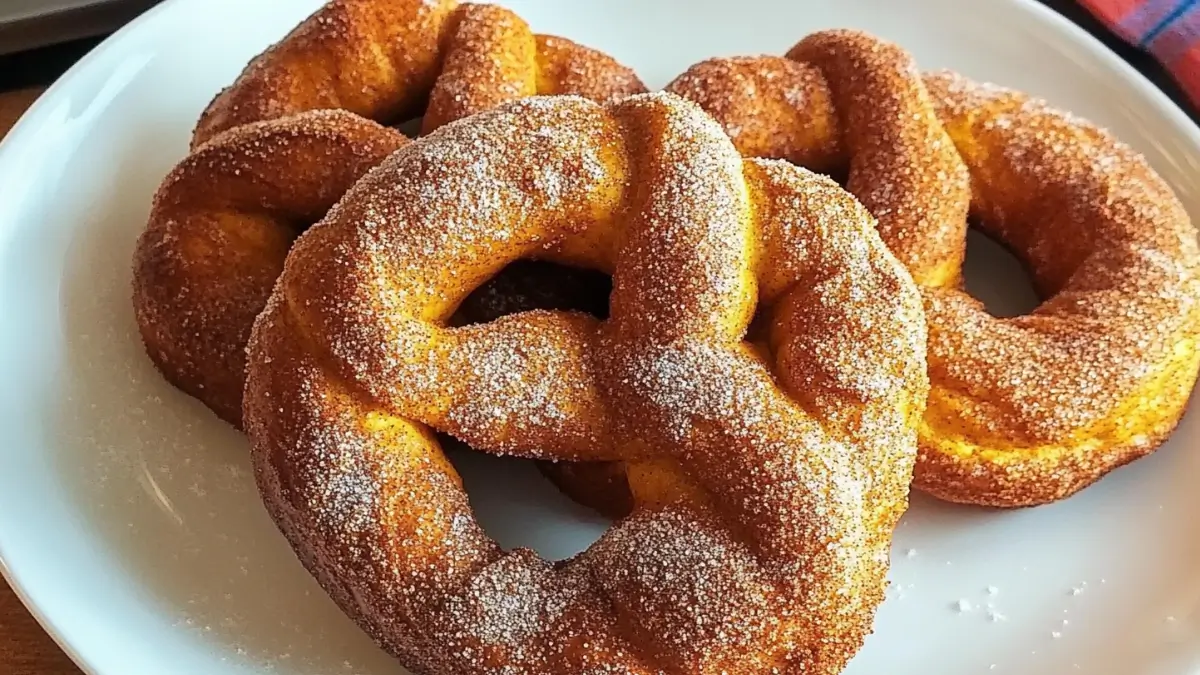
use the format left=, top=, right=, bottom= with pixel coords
left=652, top=29, right=1200, bottom=507
left=135, top=0, right=645, bottom=427
left=193, top=0, right=645, bottom=147
left=243, top=93, right=928, bottom=674
left=133, top=111, right=408, bottom=425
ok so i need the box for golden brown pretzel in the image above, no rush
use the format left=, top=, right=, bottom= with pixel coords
left=135, top=0, right=645, bottom=428
left=193, top=0, right=646, bottom=147
left=654, top=29, right=1200, bottom=507
left=243, top=93, right=928, bottom=674
left=133, top=111, right=408, bottom=424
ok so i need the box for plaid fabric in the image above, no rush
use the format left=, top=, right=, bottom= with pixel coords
left=1078, top=0, right=1200, bottom=106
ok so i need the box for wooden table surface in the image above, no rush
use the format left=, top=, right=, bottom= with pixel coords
left=0, top=1, right=1194, bottom=673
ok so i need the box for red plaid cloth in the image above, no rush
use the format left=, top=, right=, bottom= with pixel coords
left=1078, top=0, right=1200, bottom=106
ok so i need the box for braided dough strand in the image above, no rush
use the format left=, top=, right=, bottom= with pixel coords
left=135, top=0, right=645, bottom=428
left=660, top=29, right=1200, bottom=507
left=133, top=111, right=407, bottom=424
left=193, top=0, right=645, bottom=147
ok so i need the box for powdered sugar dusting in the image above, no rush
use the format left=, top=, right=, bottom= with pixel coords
left=244, top=92, right=927, bottom=673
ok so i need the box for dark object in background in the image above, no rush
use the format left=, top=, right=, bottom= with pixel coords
left=0, top=0, right=161, bottom=55
left=0, top=0, right=161, bottom=90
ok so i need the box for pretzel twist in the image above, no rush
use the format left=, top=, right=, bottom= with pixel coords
left=134, top=112, right=408, bottom=424
left=193, top=0, right=645, bottom=147
left=244, top=93, right=927, bottom=674
left=135, top=0, right=645, bottom=427
left=658, top=29, right=1200, bottom=507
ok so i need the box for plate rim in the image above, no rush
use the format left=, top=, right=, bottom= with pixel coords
left=0, top=4, right=182, bottom=672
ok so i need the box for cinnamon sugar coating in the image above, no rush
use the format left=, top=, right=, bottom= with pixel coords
left=134, top=0, right=645, bottom=428
left=193, top=0, right=646, bottom=147
left=243, top=93, right=928, bottom=674
left=133, top=111, right=407, bottom=425
left=659, top=29, right=1200, bottom=507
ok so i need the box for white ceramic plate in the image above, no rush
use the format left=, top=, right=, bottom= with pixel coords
left=2, top=0, right=1199, bottom=673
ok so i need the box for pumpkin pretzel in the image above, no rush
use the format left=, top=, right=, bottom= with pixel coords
left=642, top=29, right=1200, bottom=507
left=134, top=0, right=645, bottom=427
left=243, top=93, right=928, bottom=674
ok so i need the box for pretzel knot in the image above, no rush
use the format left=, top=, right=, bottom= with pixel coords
left=134, top=0, right=644, bottom=427
left=193, top=0, right=645, bottom=147
left=665, top=29, right=1200, bottom=507
left=243, top=93, right=927, bottom=674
